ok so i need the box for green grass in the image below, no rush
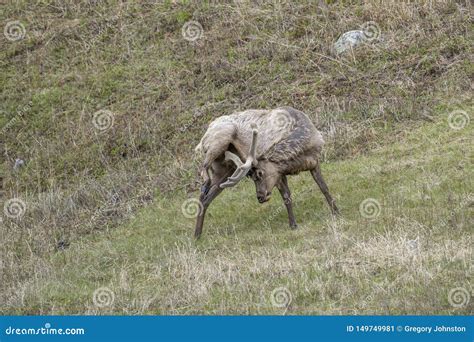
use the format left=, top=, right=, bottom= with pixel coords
left=18, top=116, right=472, bottom=315
left=1, top=0, right=472, bottom=315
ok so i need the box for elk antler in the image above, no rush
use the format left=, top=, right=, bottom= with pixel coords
left=220, top=127, right=258, bottom=188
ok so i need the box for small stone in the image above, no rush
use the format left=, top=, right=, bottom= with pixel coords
left=57, top=239, right=70, bottom=250
left=13, top=158, right=25, bottom=170
left=334, top=30, right=365, bottom=54
left=407, top=239, right=419, bottom=251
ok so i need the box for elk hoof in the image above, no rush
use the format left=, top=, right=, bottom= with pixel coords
left=200, top=184, right=210, bottom=196
left=290, top=223, right=298, bottom=230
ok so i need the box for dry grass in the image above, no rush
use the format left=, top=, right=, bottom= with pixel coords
left=0, top=0, right=472, bottom=314
left=3, top=118, right=472, bottom=315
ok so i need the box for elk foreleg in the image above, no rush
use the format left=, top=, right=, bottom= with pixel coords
left=277, top=175, right=298, bottom=229
left=194, top=167, right=232, bottom=238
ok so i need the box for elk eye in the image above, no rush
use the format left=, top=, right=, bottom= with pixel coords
left=256, top=170, right=264, bottom=179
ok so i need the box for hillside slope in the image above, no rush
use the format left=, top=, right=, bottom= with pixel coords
left=11, top=115, right=474, bottom=315
left=1, top=1, right=472, bottom=313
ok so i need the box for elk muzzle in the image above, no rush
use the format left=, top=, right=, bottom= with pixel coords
left=257, top=191, right=271, bottom=203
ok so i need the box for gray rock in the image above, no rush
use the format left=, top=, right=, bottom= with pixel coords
left=407, top=238, right=420, bottom=252
left=334, top=30, right=365, bottom=54
left=14, top=158, right=25, bottom=170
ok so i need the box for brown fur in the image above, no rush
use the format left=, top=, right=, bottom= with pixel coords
left=194, top=106, right=338, bottom=238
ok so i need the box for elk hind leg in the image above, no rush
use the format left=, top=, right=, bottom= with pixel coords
left=310, top=164, right=339, bottom=215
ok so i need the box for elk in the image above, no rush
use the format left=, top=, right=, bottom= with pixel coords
left=194, top=106, right=339, bottom=238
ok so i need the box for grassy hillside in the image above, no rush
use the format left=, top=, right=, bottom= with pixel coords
left=15, top=117, right=474, bottom=314
left=1, top=1, right=472, bottom=314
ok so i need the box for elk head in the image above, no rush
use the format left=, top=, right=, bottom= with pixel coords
left=247, top=160, right=281, bottom=203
